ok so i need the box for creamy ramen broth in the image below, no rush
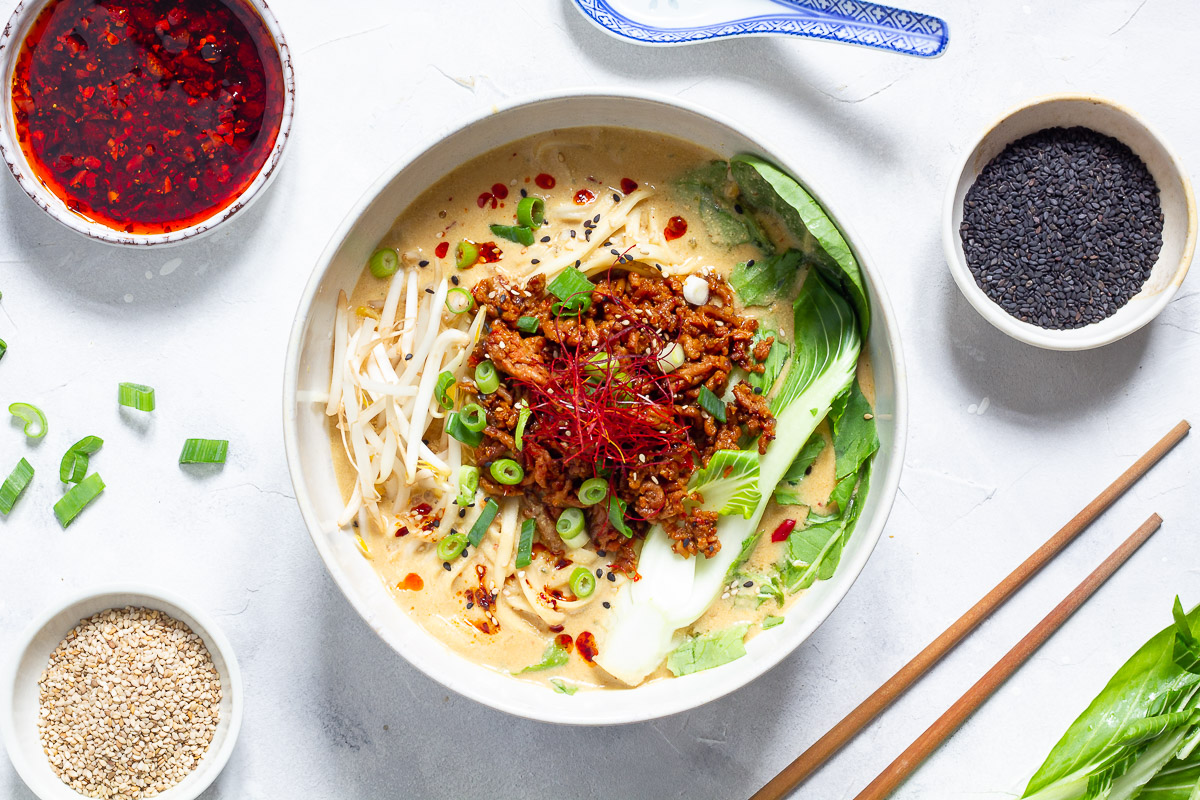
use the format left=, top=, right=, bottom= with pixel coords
left=328, top=127, right=874, bottom=690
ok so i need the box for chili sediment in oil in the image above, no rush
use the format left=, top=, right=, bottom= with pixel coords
left=10, top=0, right=285, bottom=234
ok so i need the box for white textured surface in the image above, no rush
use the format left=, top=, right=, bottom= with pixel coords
left=1, top=1, right=1198, bottom=798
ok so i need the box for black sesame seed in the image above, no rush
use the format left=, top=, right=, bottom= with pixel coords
left=451, top=275, right=460, bottom=285
left=593, top=214, right=600, bottom=223
left=574, top=260, right=581, bottom=268
left=595, top=568, right=603, bottom=578
left=597, top=549, right=607, bottom=557
left=746, top=259, right=755, bottom=268
left=466, top=602, right=474, bottom=609
left=520, top=188, right=527, bottom=197
left=606, top=571, right=616, bottom=582
left=602, top=601, right=611, bottom=609
left=425, top=287, right=434, bottom=294
left=404, top=353, right=414, bottom=361
left=418, top=260, right=429, bottom=267
left=458, top=508, right=467, bottom=518
left=541, top=235, right=551, bottom=243
left=570, top=229, right=576, bottom=238
left=734, top=204, right=744, bottom=214
left=443, top=562, right=451, bottom=571
left=610, top=248, right=620, bottom=256
left=531, top=259, right=540, bottom=265
left=743, top=580, right=753, bottom=588
left=753, top=386, right=762, bottom=395
left=612, top=193, right=620, bottom=203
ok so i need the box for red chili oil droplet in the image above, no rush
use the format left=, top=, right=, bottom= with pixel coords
left=576, top=631, right=598, bottom=664
left=664, top=215, right=688, bottom=241
left=556, top=633, right=575, bottom=653
left=397, top=573, right=423, bottom=591
left=771, top=518, right=798, bottom=543
left=574, top=189, right=596, bottom=205
left=412, top=502, right=433, bottom=516
left=620, top=178, right=638, bottom=194
left=535, top=173, right=556, bottom=190
left=490, top=183, right=509, bottom=200
left=549, top=624, right=564, bottom=633
left=394, top=526, right=410, bottom=538
left=9, top=0, right=285, bottom=235
left=477, top=192, right=492, bottom=209
left=435, top=241, right=450, bottom=259
left=478, top=242, right=502, bottom=263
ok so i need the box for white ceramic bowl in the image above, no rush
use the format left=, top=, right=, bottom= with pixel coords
left=0, top=0, right=295, bottom=247
left=1, top=587, right=243, bottom=800
left=283, top=89, right=908, bottom=725
left=944, top=94, right=1197, bottom=350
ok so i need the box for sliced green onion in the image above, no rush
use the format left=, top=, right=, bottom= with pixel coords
left=578, top=478, right=608, bottom=506
left=490, top=224, right=535, bottom=246
left=607, top=495, right=633, bottom=538
left=455, top=240, right=480, bottom=270
left=460, top=403, right=487, bottom=433
left=551, top=297, right=591, bottom=317
left=515, top=518, right=536, bottom=568
left=434, top=371, right=456, bottom=411
left=437, top=532, right=468, bottom=562
left=547, top=267, right=595, bottom=316
left=697, top=386, right=727, bottom=423
left=517, top=196, right=545, bottom=229
left=0, top=458, right=33, bottom=516
left=368, top=248, right=400, bottom=279
left=515, top=405, right=532, bottom=450
left=446, top=412, right=483, bottom=447
left=457, top=465, right=479, bottom=506
left=556, top=508, right=588, bottom=550
left=569, top=566, right=596, bottom=599
left=179, top=439, right=228, bottom=464
left=59, top=436, right=103, bottom=485
left=474, top=361, right=499, bottom=394
left=490, top=458, right=524, bottom=485
left=445, top=287, right=474, bottom=315
left=516, top=316, right=539, bottom=334
left=118, top=382, right=155, bottom=412
left=54, top=472, right=104, bottom=528
left=656, top=342, right=685, bottom=373
left=467, top=498, right=500, bottom=547
left=9, top=402, right=47, bottom=439
left=0, top=339, right=7, bottom=362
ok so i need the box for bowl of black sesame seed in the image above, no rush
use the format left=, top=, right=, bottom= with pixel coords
left=945, top=94, right=1196, bottom=350
left=1, top=587, right=243, bottom=800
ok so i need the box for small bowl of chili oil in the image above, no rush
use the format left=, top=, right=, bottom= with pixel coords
left=0, top=0, right=295, bottom=246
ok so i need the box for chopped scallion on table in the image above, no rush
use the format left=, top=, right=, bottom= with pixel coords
left=54, top=473, right=105, bottom=528
left=59, top=436, right=103, bottom=485
left=179, top=439, right=228, bottom=465
left=515, top=518, right=535, bottom=568
left=0, top=339, right=6, bottom=362
left=117, top=382, right=156, bottom=412
left=0, top=458, right=33, bottom=515
left=8, top=402, right=47, bottom=439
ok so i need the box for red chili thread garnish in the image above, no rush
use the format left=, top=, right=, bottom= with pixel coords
left=576, top=631, right=598, bottom=664
left=573, top=188, right=596, bottom=205
left=10, top=0, right=285, bottom=235
left=620, top=178, right=638, bottom=194
left=397, top=573, right=423, bottom=591
left=535, top=173, right=556, bottom=190
left=556, top=633, right=575, bottom=653
left=664, top=216, right=688, bottom=241
left=434, top=241, right=450, bottom=259
left=478, top=242, right=502, bottom=263
left=771, top=518, right=798, bottom=543
left=490, top=183, right=509, bottom=200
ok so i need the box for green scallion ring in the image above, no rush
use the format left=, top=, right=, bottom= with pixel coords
left=474, top=361, right=499, bottom=394
left=437, top=532, right=469, bottom=562
left=8, top=402, right=47, bottom=439
left=118, top=382, right=156, bottom=412
left=517, top=196, right=545, bottom=229
left=577, top=478, right=608, bottom=506
left=556, top=507, right=585, bottom=539
left=368, top=248, right=400, bottom=279
left=569, top=566, right=596, bottom=599
left=445, top=287, right=474, bottom=315
left=490, top=458, right=524, bottom=485
left=455, top=240, right=480, bottom=270
left=457, top=465, right=480, bottom=506
left=460, top=403, right=487, bottom=433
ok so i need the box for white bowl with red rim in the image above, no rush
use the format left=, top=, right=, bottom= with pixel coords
left=282, top=88, right=909, bottom=725
left=0, top=0, right=295, bottom=247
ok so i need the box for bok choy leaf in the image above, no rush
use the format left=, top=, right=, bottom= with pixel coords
left=687, top=450, right=761, bottom=519
left=594, top=272, right=861, bottom=685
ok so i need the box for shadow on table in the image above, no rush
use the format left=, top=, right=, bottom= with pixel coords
left=0, top=166, right=286, bottom=317
left=555, top=0, right=907, bottom=166
left=310, top=585, right=815, bottom=800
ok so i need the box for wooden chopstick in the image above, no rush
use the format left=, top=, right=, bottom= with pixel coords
left=853, top=512, right=1163, bottom=800
left=750, top=420, right=1188, bottom=800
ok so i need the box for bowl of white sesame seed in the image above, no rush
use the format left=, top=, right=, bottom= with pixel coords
left=0, top=587, right=243, bottom=800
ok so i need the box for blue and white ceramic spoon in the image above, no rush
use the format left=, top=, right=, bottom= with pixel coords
left=571, top=0, right=949, bottom=57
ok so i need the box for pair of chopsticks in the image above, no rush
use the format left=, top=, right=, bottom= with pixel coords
left=752, top=419, right=1190, bottom=800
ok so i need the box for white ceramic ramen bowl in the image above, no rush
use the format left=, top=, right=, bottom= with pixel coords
left=944, top=94, right=1196, bottom=351
left=1, top=586, right=243, bottom=800
left=0, top=0, right=295, bottom=247
left=283, top=89, right=908, bottom=725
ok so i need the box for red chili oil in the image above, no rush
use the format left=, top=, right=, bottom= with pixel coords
left=534, top=173, right=555, bottom=190
left=664, top=215, right=688, bottom=241
left=434, top=241, right=450, bottom=259
left=620, top=178, right=638, bottom=194
left=478, top=242, right=502, bottom=263
left=397, top=573, right=423, bottom=591
left=10, top=0, right=285, bottom=235
left=573, top=188, right=595, bottom=205
left=555, top=633, right=574, bottom=653
left=576, top=631, right=598, bottom=664
left=771, top=518, right=797, bottom=543
left=490, top=182, right=508, bottom=200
